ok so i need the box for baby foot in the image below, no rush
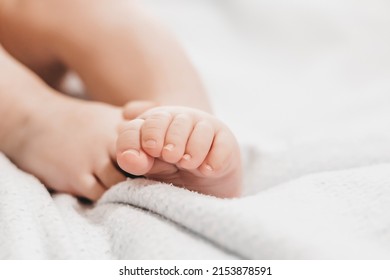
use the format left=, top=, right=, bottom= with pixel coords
left=116, top=106, right=242, bottom=198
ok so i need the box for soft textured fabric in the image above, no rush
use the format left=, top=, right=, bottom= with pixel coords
left=1, top=0, right=390, bottom=259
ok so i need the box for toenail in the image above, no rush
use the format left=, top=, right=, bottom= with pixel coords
left=145, top=139, right=157, bottom=148
left=205, top=164, right=214, bottom=171
left=183, top=154, right=192, bottom=161
left=123, top=149, right=140, bottom=156
left=164, top=144, right=175, bottom=151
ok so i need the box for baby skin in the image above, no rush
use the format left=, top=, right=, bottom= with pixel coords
left=0, top=0, right=242, bottom=199
left=118, top=104, right=242, bottom=198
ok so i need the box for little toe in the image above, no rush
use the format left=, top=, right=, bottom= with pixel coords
left=199, top=128, right=236, bottom=176
left=140, top=111, right=172, bottom=157
left=76, top=174, right=106, bottom=201
left=95, top=160, right=126, bottom=189
left=162, top=113, right=193, bottom=163
left=116, top=119, right=154, bottom=175
left=178, top=120, right=214, bottom=170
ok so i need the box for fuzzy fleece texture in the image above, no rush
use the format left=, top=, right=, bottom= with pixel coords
left=1, top=0, right=390, bottom=259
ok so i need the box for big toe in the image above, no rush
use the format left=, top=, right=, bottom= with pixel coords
left=117, top=149, right=154, bottom=176
left=116, top=119, right=154, bottom=176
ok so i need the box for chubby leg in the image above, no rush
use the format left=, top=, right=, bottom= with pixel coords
left=0, top=0, right=212, bottom=111
left=117, top=106, right=242, bottom=198
left=1, top=0, right=242, bottom=198
left=0, top=45, right=125, bottom=201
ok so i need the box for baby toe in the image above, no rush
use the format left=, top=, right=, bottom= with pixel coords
left=76, top=174, right=106, bottom=201
left=116, top=119, right=154, bottom=175
left=162, top=113, right=193, bottom=164
left=199, top=128, right=236, bottom=176
left=95, top=160, right=126, bottom=189
left=178, top=120, right=214, bottom=170
left=141, top=111, right=172, bottom=157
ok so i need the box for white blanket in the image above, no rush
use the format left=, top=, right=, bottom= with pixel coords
left=1, top=0, right=390, bottom=259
